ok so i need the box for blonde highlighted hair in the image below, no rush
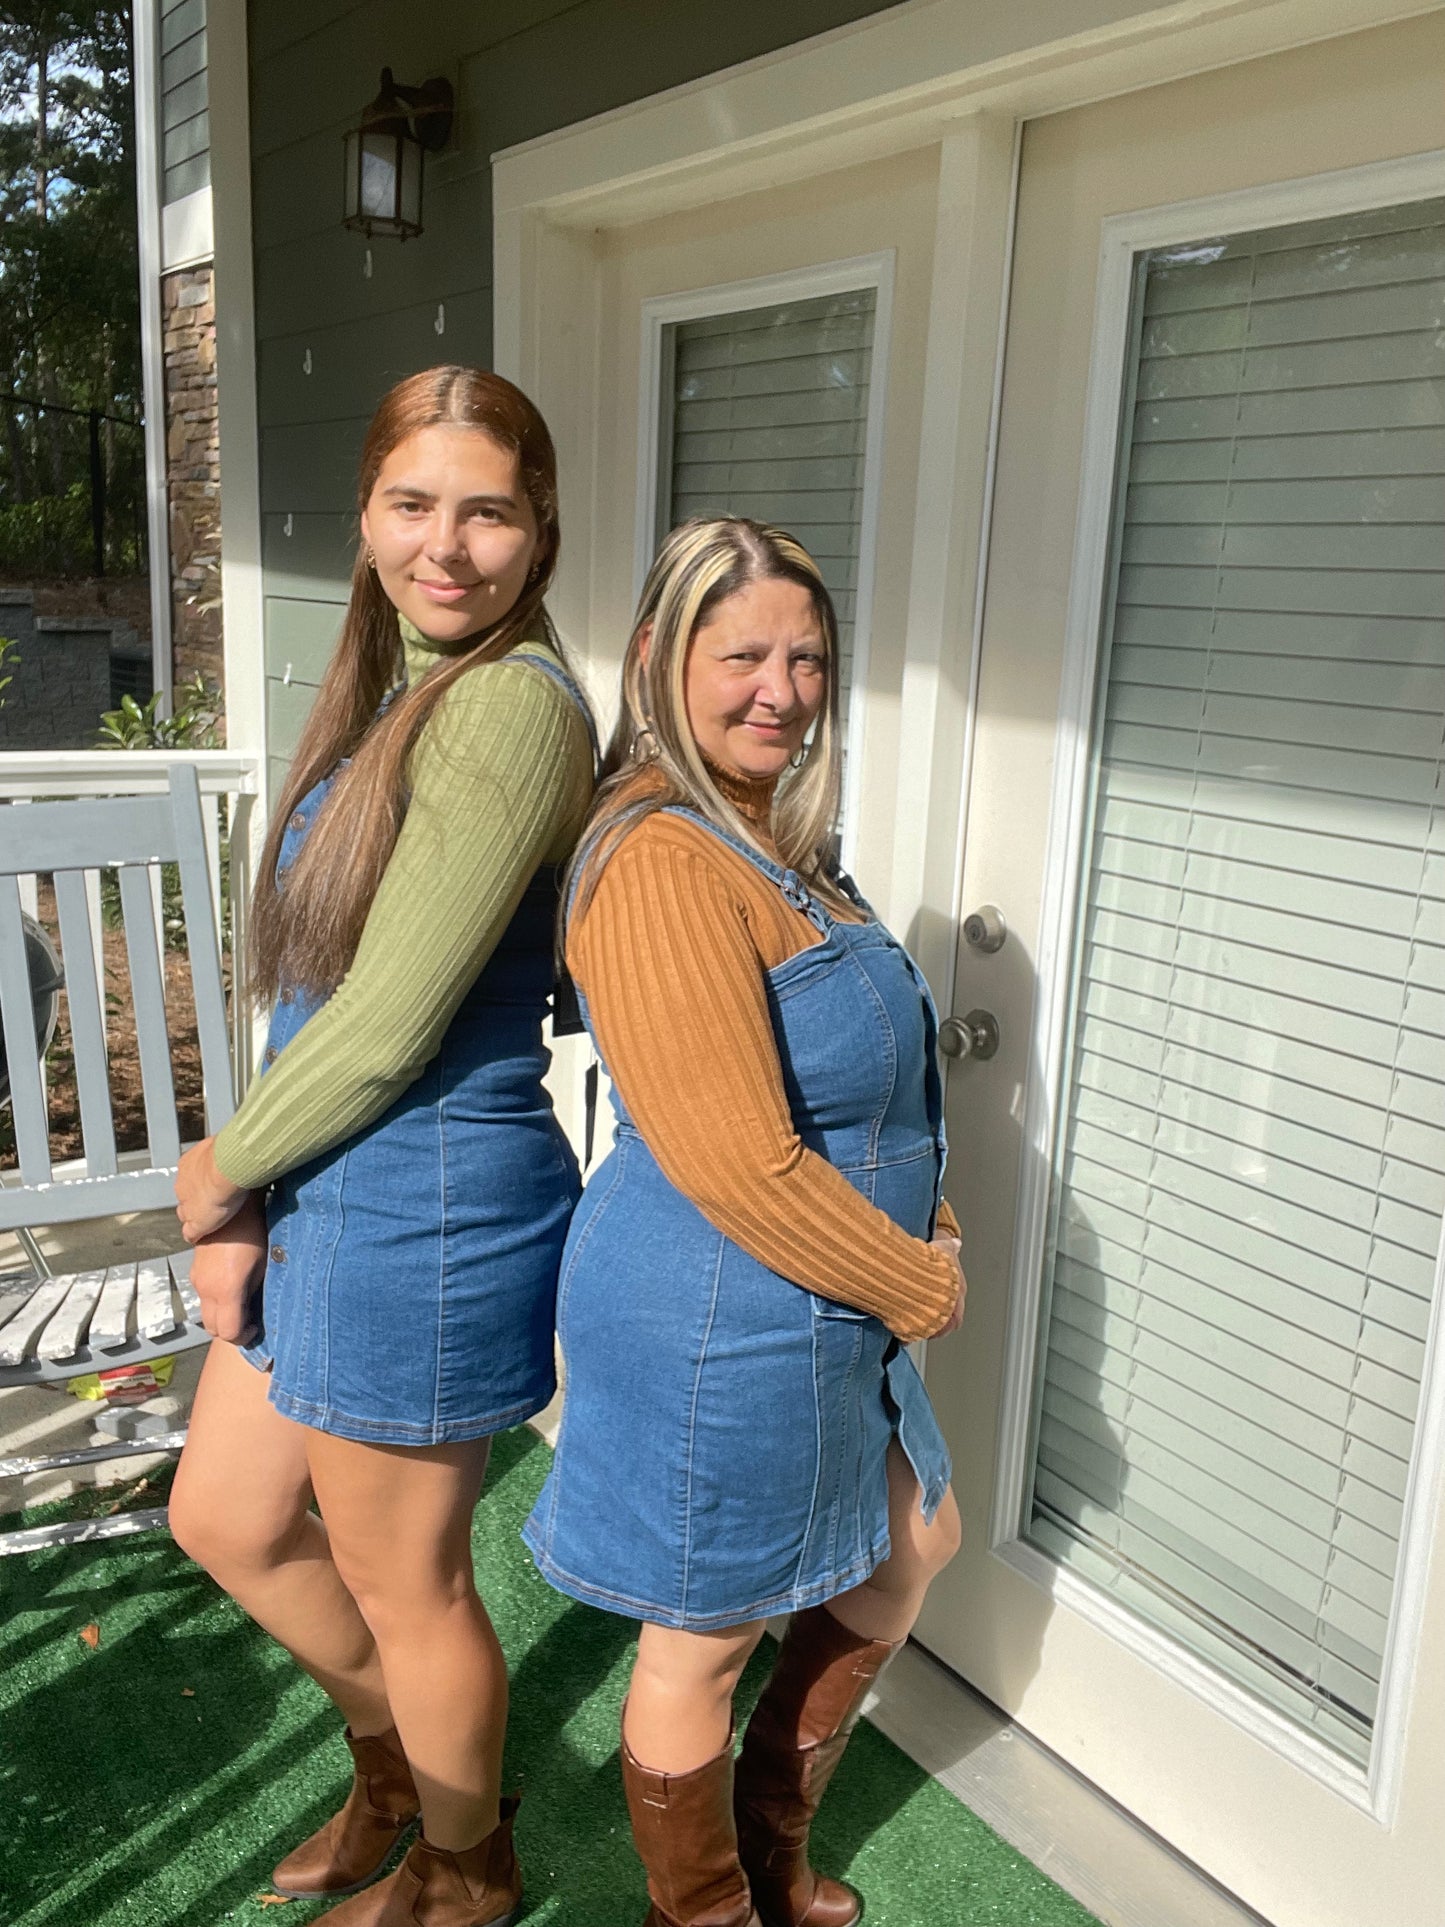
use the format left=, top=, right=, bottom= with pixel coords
left=564, top=516, right=851, bottom=931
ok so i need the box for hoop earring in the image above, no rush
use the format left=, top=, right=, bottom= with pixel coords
left=789, top=743, right=809, bottom=771
left=634, top=724, right=659, bottom=763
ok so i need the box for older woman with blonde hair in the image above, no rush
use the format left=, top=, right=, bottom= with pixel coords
left=524, top=517, right=964, bottom=1927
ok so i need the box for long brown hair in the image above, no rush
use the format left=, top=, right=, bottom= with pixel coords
left=250, top=366, right=561, bottom=1000
left=564, top=516, right=849, bottom=933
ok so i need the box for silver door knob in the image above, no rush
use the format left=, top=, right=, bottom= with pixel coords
left=963, top=904, right=1007, bottom=952
left=938, top=1010, right=1000, bottom=1061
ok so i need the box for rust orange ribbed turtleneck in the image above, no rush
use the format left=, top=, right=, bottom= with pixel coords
left=567, top=765, right=960, bottom=1344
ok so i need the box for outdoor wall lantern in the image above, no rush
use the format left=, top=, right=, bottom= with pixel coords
left=342, top=69, right=454, bottom=241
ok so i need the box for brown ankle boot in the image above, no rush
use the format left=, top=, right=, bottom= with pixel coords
left=621, top=1725, right=761, bottom=1927
left=734, top=1607, right=900, bottom=1927
left=319, top=1798, right=523, bottom=1926
left=271, top=1723, right=420, bottom=1897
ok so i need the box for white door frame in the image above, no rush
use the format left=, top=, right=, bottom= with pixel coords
left=489, top=0, right=1445, bottom=1850
left=491, top=0, right=1424, bottom=935
left=634, top=253, right=895, bottom=856
left=991, top=142, right=1445, bottom=1822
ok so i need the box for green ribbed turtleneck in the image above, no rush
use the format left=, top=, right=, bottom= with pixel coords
left=212, top=621, right=593, bottom=1191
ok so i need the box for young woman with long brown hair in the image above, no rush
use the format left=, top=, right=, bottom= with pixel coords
left=523, top=517, right=964, bottom=1927
left=168, top=367, right=594, bottom=1927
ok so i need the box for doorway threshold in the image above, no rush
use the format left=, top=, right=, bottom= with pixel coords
left=867, top=1641, right=1273, bottom=1927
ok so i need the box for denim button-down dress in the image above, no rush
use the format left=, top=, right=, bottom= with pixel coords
left=241, top=655, right=592, bottom=1445
left=523, top=810, right=953, bottom=1629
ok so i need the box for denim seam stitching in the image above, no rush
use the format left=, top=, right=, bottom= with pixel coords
left=522, top=1538, right=891, bottom=1630
left=544, top=1139, right=630, bottom=1564
left=678, top=1234, right=726, bottom=1621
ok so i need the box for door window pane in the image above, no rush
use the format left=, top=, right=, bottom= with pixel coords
left=1030, top=195, right=1445, bottom=1763
left=657, top=287, right=876, bottom=726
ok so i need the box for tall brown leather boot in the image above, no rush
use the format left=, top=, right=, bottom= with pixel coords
left=734, top=1607, right=901, bottom=1927
left=271, top=1723, right=420, bottom=1897
left=621, top=1723, right=761, bottom=1927
left=319, top=1798, right=523, bottom=1927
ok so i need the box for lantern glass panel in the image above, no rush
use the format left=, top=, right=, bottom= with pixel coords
left=361, top=131, right=400, bottom=221
left=343, top=128, right=361, bottom=221
left=399, top=136, right=423, bottom=231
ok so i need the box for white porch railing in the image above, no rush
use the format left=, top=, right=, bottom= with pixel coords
left=0, top=749, right=263, bottom=1093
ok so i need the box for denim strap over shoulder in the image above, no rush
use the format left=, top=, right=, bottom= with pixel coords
left=514, top=647, right=600, bottom=771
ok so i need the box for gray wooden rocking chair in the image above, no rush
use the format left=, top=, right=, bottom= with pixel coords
left=0, top=766, right=235, bottom=1553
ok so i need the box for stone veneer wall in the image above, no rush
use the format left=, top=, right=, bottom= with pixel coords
left=163, top=264, right=224, bottom=718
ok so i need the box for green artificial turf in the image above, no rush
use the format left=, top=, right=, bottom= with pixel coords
left=1, top=1427, right=1101, bottom=1927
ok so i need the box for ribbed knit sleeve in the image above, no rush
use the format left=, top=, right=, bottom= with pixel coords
left=569, top=824, right=961, bottom=1344
left=212, top=655, right=593, bottom=1191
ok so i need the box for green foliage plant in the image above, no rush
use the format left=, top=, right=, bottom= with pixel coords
left=96, top=674, right=227, bottom=947
left=0, top=633, right=18, bottom=706
left=96, top=672, right=221, bottom=750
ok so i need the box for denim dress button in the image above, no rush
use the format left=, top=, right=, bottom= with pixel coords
left=269, top=1243, right=286, bottom=1264
left=264, top=1045, right=279, bottom=1064
left=288, top=812, right=306, bottom=831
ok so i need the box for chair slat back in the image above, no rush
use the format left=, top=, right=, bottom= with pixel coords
left=116, top=863, right=181, bottom=1170
left=51, top=870, right=117, bottom=1176
left=0, top=876, right=52, bottom=1181
left=169, top=775, right=235, bottom=1137
left=0, top=767, right=236, bottom=1231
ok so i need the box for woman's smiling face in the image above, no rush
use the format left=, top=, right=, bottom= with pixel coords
left=681, top=576, right=828, bottom=782
left=360, top=424, right=540, bottom=643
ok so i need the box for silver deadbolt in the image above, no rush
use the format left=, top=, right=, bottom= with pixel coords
left=963, top=904, right=1007, bottom=953
left=938, top=1009, right=1000, bottom=1062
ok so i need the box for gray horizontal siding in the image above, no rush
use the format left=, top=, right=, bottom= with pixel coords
left=251, top=0, right=902, bottom=737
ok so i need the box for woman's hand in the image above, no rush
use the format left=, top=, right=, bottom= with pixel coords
left=927, top=1234, right=966, bottom=1339
left=190, top=1193, right=268, bottom=1345
left=175, top=1135, right=247, bottom=1243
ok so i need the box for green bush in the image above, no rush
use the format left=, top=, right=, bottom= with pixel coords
left=97, top=675, right=229, bottom=948
left=0, top=485, right=91, bottom=575
left=0, top=634, right=17, bottom=707
left=96, top=673, right=222, bottom=750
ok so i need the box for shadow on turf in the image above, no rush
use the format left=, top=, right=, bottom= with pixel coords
left=2, top=1426, right=944, bottom=1927
left=0, top=1539, right=346, bottom=1925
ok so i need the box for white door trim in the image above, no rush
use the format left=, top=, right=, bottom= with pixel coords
left=989, top=141, right=1445, bottom=1824
left=633, top=252, right=895, bottom=859
left=130, top=0, right=174, bottom=715
left=206, top=0, right=269, bottom=801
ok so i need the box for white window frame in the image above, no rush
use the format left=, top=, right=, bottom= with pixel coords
left=988, top=143, right=1445, bottom=1824
left=634, top=253, right=895, bottom=862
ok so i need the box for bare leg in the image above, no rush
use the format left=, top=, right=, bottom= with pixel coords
left=304, top=1431, right=504, bottom=1853
left=169, top=1341, right=391, bottom=1732
left=625, top=1620, right=768, bottom=1773
left=824, top=1439, right=962, bottom=1645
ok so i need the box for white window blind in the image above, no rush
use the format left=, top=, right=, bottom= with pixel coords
left=658, top=287, right=876, bottom=715
left=1030, top=195, right=1445, bottom=1763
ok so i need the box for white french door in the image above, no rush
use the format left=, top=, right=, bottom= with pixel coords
left=916, top=29, right=1445, bottom=1927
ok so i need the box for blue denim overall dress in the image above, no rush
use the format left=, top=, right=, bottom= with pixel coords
left=241, top=652, right=594, bottom=1446
left=523, top=809, right=953, bottom=1629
